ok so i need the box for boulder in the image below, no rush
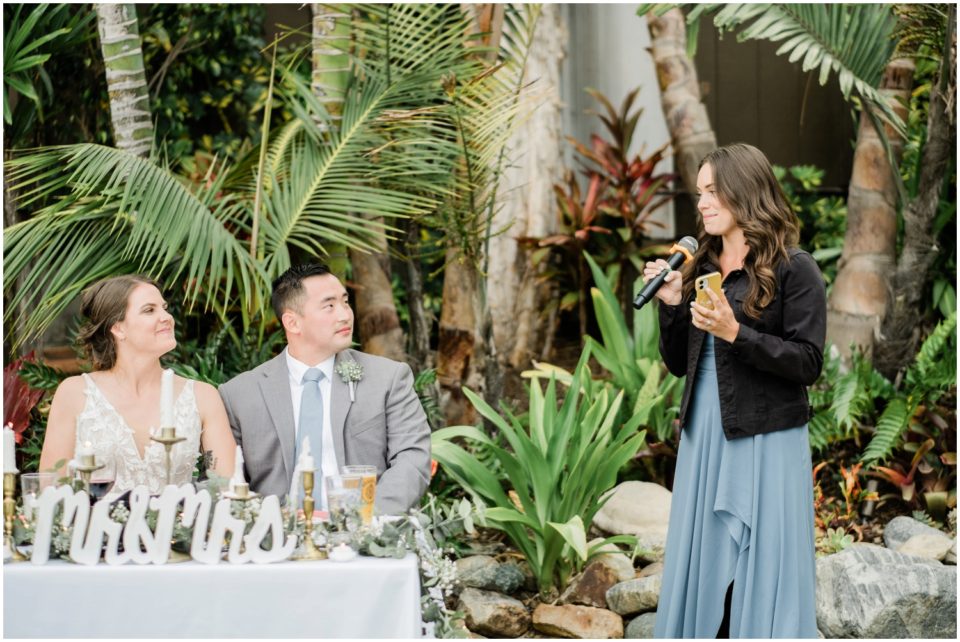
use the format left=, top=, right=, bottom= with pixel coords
left=637, top=562, right=663, bottom=578
left=816, top=543, right=957, bottom=639
left=624, top=612, right=656, bottom=639
left=456, top=556, right=500, bottom=591
left=605, top=575, right=662, bottom=616
left=560, top=560, right=622, bottom=608
left=532, top=603, right=623, bottom=639
left=588, top=538, right=637, bottom=582
left=593, top=482, right=671, bottom=562
left=945, top=539, right=956, bottom=565
left=457, top=588, right=531, bottom=638
left=883, top=516, right=950, bottom=550
left=898, top=533, right=955, bottom=561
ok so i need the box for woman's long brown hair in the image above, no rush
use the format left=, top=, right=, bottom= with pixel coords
left=679, top=143, right=800, bottom=319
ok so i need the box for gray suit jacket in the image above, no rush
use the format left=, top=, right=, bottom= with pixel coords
left=218, top=349, right=431, bottom=515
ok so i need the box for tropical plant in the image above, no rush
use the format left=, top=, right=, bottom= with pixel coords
left=520, top=87, right=676, bottom=341
left=860, top=312, right=957, bottom=464
left=139, top=4, right=277, bottom=165
left=524, top=252, right=683, bottom=485
left=3, top=4, right=95, bottom=136
left=812, top=460, right=876, bottom=540
left=773, top=164, right=847, bottom=288
left=432, top=345, right=645, bottom=597
left=4, top=4, right=521, bottom=356
left=4, top=356, right=68, bottom=474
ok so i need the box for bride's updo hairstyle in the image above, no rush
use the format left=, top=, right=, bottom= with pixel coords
left=77, top=275, right=161, bottom=370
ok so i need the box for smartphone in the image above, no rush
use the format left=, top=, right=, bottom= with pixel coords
left=695, top=272, right=723, bottom=309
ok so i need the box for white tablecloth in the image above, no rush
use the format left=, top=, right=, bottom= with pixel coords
left=4, top=554, right=423, bottom=638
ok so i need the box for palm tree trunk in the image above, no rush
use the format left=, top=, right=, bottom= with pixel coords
left=436, top=4, right=506, bottom=426
left=646, top=8, right=716, bottom=203
left=396, top=219, right=432, bottom=373
left=437, top=248, right=484, bottom=426
left=487, top=3, right=566, bottom=371
left=876, top=9, right=956, bottom=378
left=826, top=58, right=914, bottom=361
left=311, top=3, right=350, bottom=133
left=311, top=4, right=406, bottom=360
left=95, top=4, right=152, bottom=158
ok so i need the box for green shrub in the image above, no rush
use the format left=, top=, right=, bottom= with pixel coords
left=432, top=346, right=644, bottom=597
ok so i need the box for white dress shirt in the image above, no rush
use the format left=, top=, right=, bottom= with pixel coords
left=285, top=348, right=338, bottom=510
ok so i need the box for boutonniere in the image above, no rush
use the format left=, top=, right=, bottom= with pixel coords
left=335, top=358, right=364, bottom=402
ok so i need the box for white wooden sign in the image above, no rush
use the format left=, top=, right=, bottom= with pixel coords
left=30, top=484, right=296, bottom=565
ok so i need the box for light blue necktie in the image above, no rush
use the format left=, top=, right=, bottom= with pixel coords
left=296, top=367, right=325, bottom=502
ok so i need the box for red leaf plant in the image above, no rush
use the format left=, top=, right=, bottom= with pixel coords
left=3, top=352, right=44, bottom=445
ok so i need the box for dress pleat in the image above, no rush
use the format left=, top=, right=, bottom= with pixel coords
left=654, top=336, right=818, bottom=638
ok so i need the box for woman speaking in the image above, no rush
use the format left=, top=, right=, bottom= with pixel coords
left=645, top=143, right=826, bottom=638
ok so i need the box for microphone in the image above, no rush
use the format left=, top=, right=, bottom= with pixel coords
left=633, top=236, right=699, bottom=309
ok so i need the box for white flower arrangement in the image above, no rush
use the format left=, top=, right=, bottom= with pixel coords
left=335, top=358, right=364, bottom=402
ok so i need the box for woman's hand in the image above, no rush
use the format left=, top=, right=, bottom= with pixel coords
left=642, top=259, right=683, bottom=306
left=690, top=286, right=740, bottom=343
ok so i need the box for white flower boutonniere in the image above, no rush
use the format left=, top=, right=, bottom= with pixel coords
left=335, top=358, right=364, bottom=402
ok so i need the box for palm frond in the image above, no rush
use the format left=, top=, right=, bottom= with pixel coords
left=4, top=145, right=264, bottom=345
left=710, top=4, right=903, bottom=137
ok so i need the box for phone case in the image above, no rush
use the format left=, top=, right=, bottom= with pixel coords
left=695, top=272, right=723, bottom=309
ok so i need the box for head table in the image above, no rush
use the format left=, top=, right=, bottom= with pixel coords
left=3, top=553, right=423, bottom=638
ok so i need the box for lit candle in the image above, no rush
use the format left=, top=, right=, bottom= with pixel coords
left=160, top=368, right=174, bottom=428
left=328, top=542, right=357, bottom=562
left=77, top=440, right=96, bottom=468
left=3, top=425, right=18, bottom=473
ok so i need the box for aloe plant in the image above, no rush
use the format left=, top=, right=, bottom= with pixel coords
left=432, top=345, right=645, bottom=597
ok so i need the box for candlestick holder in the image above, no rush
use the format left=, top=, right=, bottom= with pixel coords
left=222, top=482, right=259, bottom=502
left=72, top=460, right=105, bottom=495
left=4, top=472, right=27, bottom=562
left=222, top=483, right=260, bottom=557
left=150, top=426, right=186, bottom=486
left=291, top=470, right=326, bottom=561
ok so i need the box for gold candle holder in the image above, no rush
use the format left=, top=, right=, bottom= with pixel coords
left=150, top=426, right=186, bottom=486
left=4, top=472, right=27, bottom=562
left=291, top=470, right=326, bottom=561
left=222, top=482, right=259, bottom=501
left=72, top=460, right=105, bottom=495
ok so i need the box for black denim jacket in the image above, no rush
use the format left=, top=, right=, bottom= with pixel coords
left=658, top=248, right=827, bottom=440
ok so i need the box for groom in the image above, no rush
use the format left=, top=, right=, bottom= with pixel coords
left=219, top=264, right=431, bottom=515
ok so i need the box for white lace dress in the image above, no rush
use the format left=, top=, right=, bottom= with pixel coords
left=75, top=373, right=203, bottom=494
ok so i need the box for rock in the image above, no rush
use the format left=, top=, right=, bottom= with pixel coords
left=458, top=588, right=531, bottom=638
left=898, top=533, right=955, bottom=561
left=560, top=560, right=622, bottom=608
left=816, top=543, right=957, bottom=638
left=637, top=562, right=663, bottom=578
left=588, top=538, right=637, bottom=582
left=624, top=612, right=656, bottom=638
left=945, top=539, right=956, bottom=565
left=605, top=575, right=662, bottom=616
left=593, top=482, right=671, bottom=562
left=883, top=515, right=950, bottom=550
left=532, top=603, right=623, bottom=639
left=517, top=559, right=539, bottom=592
left=455, top=555, right=500, bottom=591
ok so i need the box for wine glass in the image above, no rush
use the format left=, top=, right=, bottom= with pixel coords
left=325, top=475, right=362, bottom=534
left=88, top=457, right=116, bottom=503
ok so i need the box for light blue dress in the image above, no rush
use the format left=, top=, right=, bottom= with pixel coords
left=654, top=335, right=818, bottom=638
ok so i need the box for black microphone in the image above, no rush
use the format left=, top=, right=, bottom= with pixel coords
left=633, top=236, right=699, bottom=309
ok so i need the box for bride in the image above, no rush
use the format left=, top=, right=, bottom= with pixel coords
left=40, top=275, right=236, bottom=493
